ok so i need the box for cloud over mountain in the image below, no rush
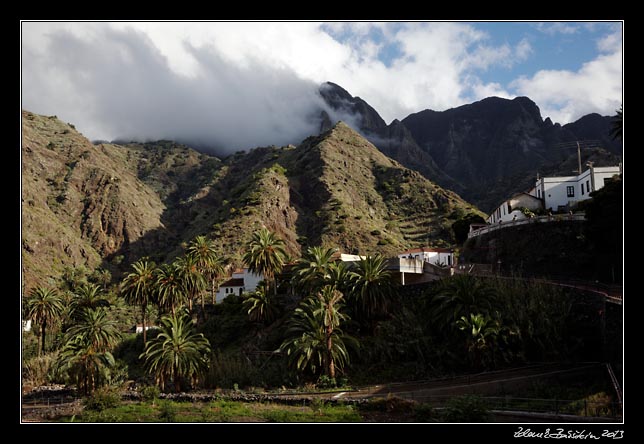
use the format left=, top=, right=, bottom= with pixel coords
left=22, top=24, right=327, bottom=153
left=22, top=22, right=622, bottom=152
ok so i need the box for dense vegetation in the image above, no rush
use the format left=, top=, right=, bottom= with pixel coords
left=23, top=227, right=607, bottom=402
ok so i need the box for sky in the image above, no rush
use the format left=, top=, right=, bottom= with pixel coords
left=21, top=21, right=623, bottom=153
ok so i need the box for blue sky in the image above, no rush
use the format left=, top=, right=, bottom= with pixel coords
left=22, top=21, right=623, bottom=150
left=473, top=22, right=621, bottom=84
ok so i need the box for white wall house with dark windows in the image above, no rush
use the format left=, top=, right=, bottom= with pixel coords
left=486, top=192, right=543, bottom=224
left=215, top=268, right=264, bottom=303
left=531, top=165, right=621, bottom=212
left=398, top=247, right=454, bottom=267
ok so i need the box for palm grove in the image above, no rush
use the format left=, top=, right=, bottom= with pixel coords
left=24, top=227, right=593, bottom=395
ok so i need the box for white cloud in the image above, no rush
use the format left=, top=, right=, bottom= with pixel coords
left=509, top=33, right=622, bottom=123
left=597, top=29, right=622, bottom=53
left=470, top=80, right=513, bottom=102
left=24, top=21, right=521, bottom=144
left=21, top=21, right=621, bottom=149
left=21, top=23, right=327, bottom=152
left=534, top=22, right=579, bottom=35
left=514, top=38, right=533, bottom=61
left=316, top=22, right=522, bottom=120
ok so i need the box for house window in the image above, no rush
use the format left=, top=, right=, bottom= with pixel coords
left=581, top=183, right=584, bottom=195
left=586, top=180, right=590, bottom=192
left=537, top=189, right=541, bottom=198
left=566, top=186, right=575, bottom=197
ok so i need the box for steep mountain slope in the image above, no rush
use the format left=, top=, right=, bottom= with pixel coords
left=318, top=82, right=620, bottom=213
left=319, top=82, right=463, bottom=195
left=22, top=111, right=162, bottom=290
left=282, top=122, right=480, bottom=255
left=22, top=111, right=482, bottom=292
left=402, top=97, right=621, bottom=211
left=21, top=111, right=221, bottom=291
left=169, top=122, right=482, bottom=263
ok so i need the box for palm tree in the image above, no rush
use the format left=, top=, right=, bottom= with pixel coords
left=292, top=246, right=338, bottom=292
left=91, top=268, right=112, bottom=292
left=25, top=287, right=64, bottom=356
left=455, top=313, right=502, bottom=369
left=243, top=228, right=287, bottom=296
left=65, top=308, right=121, bottom=353
left=279, top=290, right=355, bottom=379
left=56, top=307, right=120, bottom=394
left=316, top=285, right=346, bottom=379
left=175, top=254, right=206, bottom=313
left=430, top=275, right=497, bottom=331
left=155, top=263, right=187, bottom=316
left=121, top=259, right=157, bottom=344
left=350, top=254, right=395, bottom=327
left=139, top=311, right=211, bottom=392
left=187, top=236, right=224, bottom=307
left=609, top=105, right=622, bottom=141
left=243, top=283, right=278, bottom=324
left=69, top=283, right=110, bottom=321
left=56, top=337, right=116, bottom=395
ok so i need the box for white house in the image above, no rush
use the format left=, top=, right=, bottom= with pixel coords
left=398, top=247, right=454, bottom=267
left=487, top=192, right=543, bottom=224
left=530, top=165, right=620, bottom=212
left=132, top=324, right=158, bottom=334
left=339, top=253, right=367, bottom=262
left=486, top=165, right=621, bottom=225
left=215, top=268, right=264, bottom=303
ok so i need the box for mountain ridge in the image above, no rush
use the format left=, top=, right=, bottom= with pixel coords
left=318, top=82, right=621, bottom=212
left=21, top=111, right=482, bottom=292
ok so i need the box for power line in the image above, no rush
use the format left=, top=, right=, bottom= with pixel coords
left=553, top=140, right=603, bottom=174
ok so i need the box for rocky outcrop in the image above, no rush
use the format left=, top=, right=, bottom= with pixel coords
left=317, top=83, right=620, bottom=213
left=402, top=97, right=621, bottom=212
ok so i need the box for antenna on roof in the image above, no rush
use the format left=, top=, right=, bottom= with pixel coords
left=553, top=140, right=602, bottom=174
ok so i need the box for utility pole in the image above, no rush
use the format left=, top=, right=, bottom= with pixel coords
left=553, top=140, right=601, bottom=174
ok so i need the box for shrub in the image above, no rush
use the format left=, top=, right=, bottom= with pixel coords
left=441, top=395, right=490, bottom=422
left=23, top=353, right=59, bottom=386
left=414, top=403, right=435, bottom=422
left=316, top=375, right=337, bottom=389
left=360, top=396, right=415, bottom=413
left=139, top=385, right=160, bottom=402
left=84, top=387, right=121, bottom=411
left=572, top=392, right=615, bottom=417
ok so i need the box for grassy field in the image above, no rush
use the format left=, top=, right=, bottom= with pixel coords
left=66, top=399, right=363, bottom=423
